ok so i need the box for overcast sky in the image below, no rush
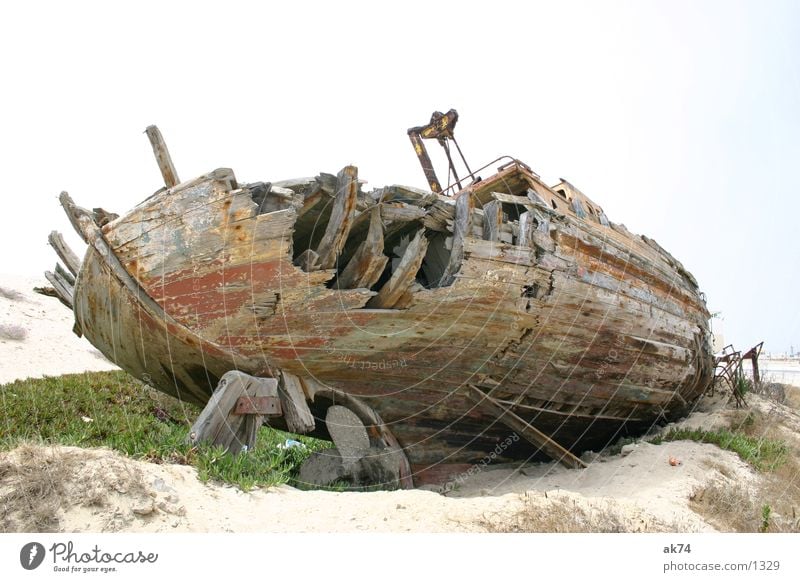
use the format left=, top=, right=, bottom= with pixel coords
left=1, top=0, right=797, bottom=353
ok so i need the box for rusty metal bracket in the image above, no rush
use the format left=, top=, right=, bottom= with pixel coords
left=234, top=395, right=282, bottom=417
left=407, top=109, right=474, bottom=195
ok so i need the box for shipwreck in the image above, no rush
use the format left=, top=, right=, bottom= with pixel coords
left=42, top=111, right=714, bottom=488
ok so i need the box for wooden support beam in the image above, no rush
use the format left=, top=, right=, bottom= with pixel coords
left=335, top=207, right=389, bottom=290
left=482, top=200, right=503, bottom=242
left=48, top=231, right=81, bottom=277
left=316, top=165, right=359, bottom=269
left=464, top=384, right=587, bottom=470
left=188, top=371, right=279, bottom=454
left=439, top=191, right=472, bottom=286
left=367, top=228, right=428, bottom=309
left=278, top=370, right=315, bottom=433
left=145, top=125, right=180, bottom=189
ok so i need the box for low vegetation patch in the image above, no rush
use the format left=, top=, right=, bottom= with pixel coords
left=0, top=371, right=329, bottom=491
left=650, top=426, right=788, bottom=472
left=659, top=400, right=800, bottom=532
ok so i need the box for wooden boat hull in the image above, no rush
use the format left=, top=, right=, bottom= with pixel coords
left=66, top=158, right=714, bottom=473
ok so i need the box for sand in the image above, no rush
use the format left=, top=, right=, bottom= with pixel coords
left=0, top=274, right=118, bottom=384
left=0, top=274, right=796, bottom=533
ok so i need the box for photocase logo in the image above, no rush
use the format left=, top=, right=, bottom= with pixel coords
left=19, top=542, right=46, bottom=570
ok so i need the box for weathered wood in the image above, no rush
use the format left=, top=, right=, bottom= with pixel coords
left=482, top=200, right=503, bottom=242
left=316, top=166, right=359, bottom=269
left=293, top=249, right=320, bottom=272
left=145, top=125, right=180, bottom=188
left=439, top=191, right=473, bottom=286
left=518, top=211, right=533, bottom=247
left=465, top=384, right=587, bottom=470
left=188, top=371, right=279, bottom=454
left=48, top=231, right=81, bottom=277
left=54, top=262, right=75, bottom=287
left=278, top=370, right=315, bottom=433
left=92, top=207, right=119, bottom=227
left=422, top=199, right=455, bottom=232
left=59, top=191, right=90, bottom=244
left=367, top=228, right=428, bottom=309
left=44, top=268, right=73, bottom=309
left=61, top=137, right=714, bottom=476
left=380, top=203, right=427, bottom=224
left=335, top=207, right=388, bottom=290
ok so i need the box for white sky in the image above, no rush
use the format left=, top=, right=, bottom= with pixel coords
left=1, top=0, right=797, bottom=353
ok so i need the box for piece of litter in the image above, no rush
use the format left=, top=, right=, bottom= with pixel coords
left=278, top=439, right=306, bottom=450
left=81, top=416, right=93, bottom=423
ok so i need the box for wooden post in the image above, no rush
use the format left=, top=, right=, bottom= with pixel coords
left=482, top=200, right=503, bottom=242
left=278, top=370, right=315, bottom=433
left=316, top=165, right=359, bottom=269
left=464, top=384, right=587, bottom=469
left=188, top=371, right=280, bottom=454
left=145, top=125, right=180, bottom=189
left=439, top=191, right=473, bottom=286
left=367, top=228, right=428, bottom=309
left=518, top=211, right=533, bottom=248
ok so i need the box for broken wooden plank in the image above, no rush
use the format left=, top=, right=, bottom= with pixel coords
left=145, top=125, right=180, bottom=188
left=439, top=191, right=473, bottom=286
left=482, top=200, right=503, bottom=242
left=278, top=370, right=315, bottom=433
left=59, top=191, right=91, bottom=244
left=464, top=384, right=587, bottom=470
left=335, top=207, right=389, bottom=290
left=44, top=268, right=73, bottom=309
left=316, top=165, right=359, bottom=269
left=54, top=262, right=75, bottom=287
left=380, top=203, right=427, bottom=224
left=422, top=199, right=455, bottom=232
left=48, top=231, right=81, bottom=277
left=367, top=228, right=428, bottom=309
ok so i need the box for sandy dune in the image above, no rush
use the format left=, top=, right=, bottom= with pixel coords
left=0, top=274, right=118, bottom=384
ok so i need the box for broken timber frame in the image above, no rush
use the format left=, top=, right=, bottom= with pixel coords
left=465, top=384, right=587, bottom=469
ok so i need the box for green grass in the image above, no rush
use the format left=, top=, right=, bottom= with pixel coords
left=651, top=427, right=788, bottom=472
left=0, top=370, right=330, bottom=490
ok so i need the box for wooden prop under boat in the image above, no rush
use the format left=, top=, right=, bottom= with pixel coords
left=43, top=118, right=714, bottom=488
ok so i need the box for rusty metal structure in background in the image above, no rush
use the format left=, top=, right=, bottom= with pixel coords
left=407, top=109, right=474, bottom=194
left=712, top=341, right=764, bottom=407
